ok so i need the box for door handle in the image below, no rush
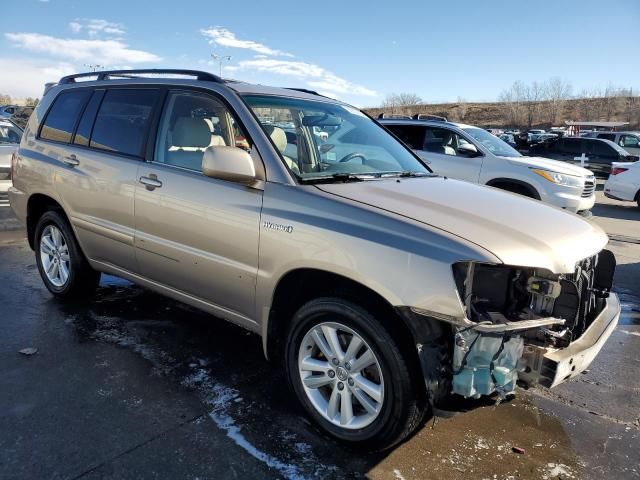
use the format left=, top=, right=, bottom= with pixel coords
left=63, top=154, right=79, bottom=167
left=139, top=175, right=163, bottom=190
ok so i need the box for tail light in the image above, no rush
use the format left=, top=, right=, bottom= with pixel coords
left=10, top=149, right=18, bottom=183
left=611, top=167, right=628, bottom=176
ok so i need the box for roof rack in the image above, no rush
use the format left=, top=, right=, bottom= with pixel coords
left=413, top=114, right=447, bottom=121
left=377, top=113, right=412, bottom=120
left=286, top=87, right=321, bottom=96
left=59, top=69, right=223, bottom=85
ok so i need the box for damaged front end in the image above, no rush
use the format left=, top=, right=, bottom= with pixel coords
left=418, top=249, right=619, bottom=400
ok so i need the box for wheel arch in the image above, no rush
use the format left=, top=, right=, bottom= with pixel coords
left=265, top=268, right=452, bottom=391
left=26, top=193, right=67, bottom=250
left=486, top=177, right=541, bottom=200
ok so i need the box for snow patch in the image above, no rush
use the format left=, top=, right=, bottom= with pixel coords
left=542, top=463, right=575, bottom=479
left=73, top=313, right=337, bottom=479
left=393, top=469, right=407, bottom=480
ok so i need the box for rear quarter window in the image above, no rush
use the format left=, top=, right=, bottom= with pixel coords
left=40, top=90, right=92, bottom=143
left=89, top=89, right=160, bottom=158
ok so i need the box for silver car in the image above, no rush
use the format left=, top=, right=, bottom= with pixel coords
left=0, top=118, right=22, bottom=206
left=9, top=69, right=620, bottom=449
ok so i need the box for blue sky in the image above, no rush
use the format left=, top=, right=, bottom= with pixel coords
left=2, top=0, right=639, bottom=105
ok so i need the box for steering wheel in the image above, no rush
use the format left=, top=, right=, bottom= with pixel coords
left=339, top=152, right=367, bottom=163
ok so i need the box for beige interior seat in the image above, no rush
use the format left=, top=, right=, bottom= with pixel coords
left=166, top=118, right=226, bottom=170
left=265, top=125, right=299, bottom=175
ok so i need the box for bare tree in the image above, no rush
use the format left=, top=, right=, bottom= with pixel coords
left=544, top=77, right=572, bottom=124
left=499, top=81, right=526, bottom=126
left=522, top=81, right=544, bottom=128
left=455, top=96, right=468, bottom=121
left=0, top=93, right=11, bottom=105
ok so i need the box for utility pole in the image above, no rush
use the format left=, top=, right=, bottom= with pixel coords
left=211, top=53, right=232, bottom=77
left=84, top=64, right=104, bottom=72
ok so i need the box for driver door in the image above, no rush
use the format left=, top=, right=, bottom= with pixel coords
left=134, top=89, right=263, bottom=324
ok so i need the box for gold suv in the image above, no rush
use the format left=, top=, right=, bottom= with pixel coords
left=9, top=69, right=620, bottom=449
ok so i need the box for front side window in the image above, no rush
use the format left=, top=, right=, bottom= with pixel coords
left=587, top=141, right=617, bottom=158
left=462, top=127, right=521, bottom=157
left=620, top=135, right=640, bottom=148
left=423, top=126, right=475, bottom=157
left=90, top=89, right=160, bottom=157
left=243, top=95, right=430, bottom=181
left=0, top=120, right=22, bottom=145
left=40, top=90, right=92, bottom=143
left=154, top=91, right=251, bottom=172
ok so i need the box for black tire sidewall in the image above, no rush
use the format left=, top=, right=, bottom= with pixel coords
left=286, top=298, right=418, bottom=448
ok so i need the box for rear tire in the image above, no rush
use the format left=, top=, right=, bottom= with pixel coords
left=285, top=297, right=425, bottom=450
left=34, top=210, right=100, bottom=299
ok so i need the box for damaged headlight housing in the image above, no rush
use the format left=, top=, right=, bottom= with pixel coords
left=530, top=168, right=584, bottom=187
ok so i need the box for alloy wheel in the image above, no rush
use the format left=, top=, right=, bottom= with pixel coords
left=39, top=224, right=70, bottom=287
left=298, top=321, right=384, bottom=429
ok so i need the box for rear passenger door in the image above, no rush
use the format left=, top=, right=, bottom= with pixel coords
left=134, top=89, right=263, bottom=325
left=43, top=87, right=161, bottom=272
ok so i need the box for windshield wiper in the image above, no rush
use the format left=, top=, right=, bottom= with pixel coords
left=299, top=172, right=376, bottom=184
left=379, top=170, right=434, bottom=178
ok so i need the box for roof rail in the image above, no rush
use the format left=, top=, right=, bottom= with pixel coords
left=413, top=113, right=447, bottom=121
left=377, top=113, right=412, bottom=120
left=285, top=87, right=322, bottom=96
left=59, top=69, right=223, bottom=85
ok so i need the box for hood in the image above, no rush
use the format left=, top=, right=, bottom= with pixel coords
left=503, top=156, right=594, bottom=177
left=316, top=177, right=608, bottom=274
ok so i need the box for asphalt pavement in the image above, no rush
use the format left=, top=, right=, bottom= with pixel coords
left=0, top=188, right=638, bottom=480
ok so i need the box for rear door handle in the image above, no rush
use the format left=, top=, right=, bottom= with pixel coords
left=63, top=154, right=79, bottom=167
left=139, top=175, right=162, bottom=190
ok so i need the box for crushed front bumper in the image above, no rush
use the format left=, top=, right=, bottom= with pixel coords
left=519, top=293, right=620, bottom=388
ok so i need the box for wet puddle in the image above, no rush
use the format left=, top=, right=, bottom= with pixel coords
left=60, top=275, right=585, bottom=479
left=615, top=287, right=640, bottom=325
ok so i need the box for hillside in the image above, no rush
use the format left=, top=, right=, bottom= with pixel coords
left=364, top=96, right=640, bottom=130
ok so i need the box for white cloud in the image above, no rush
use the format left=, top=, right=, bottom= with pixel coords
left=235, top=58, right=377, bottom=97
left=5, top=32, right=161, bottom=65
left=201, top=27, right=292, bottom=57
left=0, top=58, right=75, bottom=97
left=69, top=18, right=126, bottom=37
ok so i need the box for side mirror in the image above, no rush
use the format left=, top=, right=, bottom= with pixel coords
left=457, top=143, right=479, bottom=157
left=202, top=146, right=256, bottom=184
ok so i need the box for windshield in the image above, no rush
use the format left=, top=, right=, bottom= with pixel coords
left=0, top=121, right=22, bottom=145
left=463, top=127, right=521, bottom=157
left=243, top=95, right=430, bottom=181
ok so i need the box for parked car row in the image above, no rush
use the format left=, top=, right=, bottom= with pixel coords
left=380, top=118, right=596, bottom=214
left=8, top=69, right=620, bottom=449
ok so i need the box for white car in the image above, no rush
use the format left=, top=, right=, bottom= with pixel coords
left=381, top=119, right=596, bottom=214
left=0, top=118, right=22, bottom=206
left=604, top=161, right=640, bottom=208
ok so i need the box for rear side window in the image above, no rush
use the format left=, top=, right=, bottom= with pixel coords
left=40, top=90, right=92, bottom=143
left=596, top=133, right=616, bottom=142
left=385, top=124, right=426, bottom=150
left=90, top=89, right=160, bottom=157
left=558, top=138, right=582, bottom=154
left=73, top=90, right=105, bottom=146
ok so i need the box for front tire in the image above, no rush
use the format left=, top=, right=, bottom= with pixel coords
left=34, top=210, right=100, bottom=299
left=286, top=297, right=425, bottom=450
